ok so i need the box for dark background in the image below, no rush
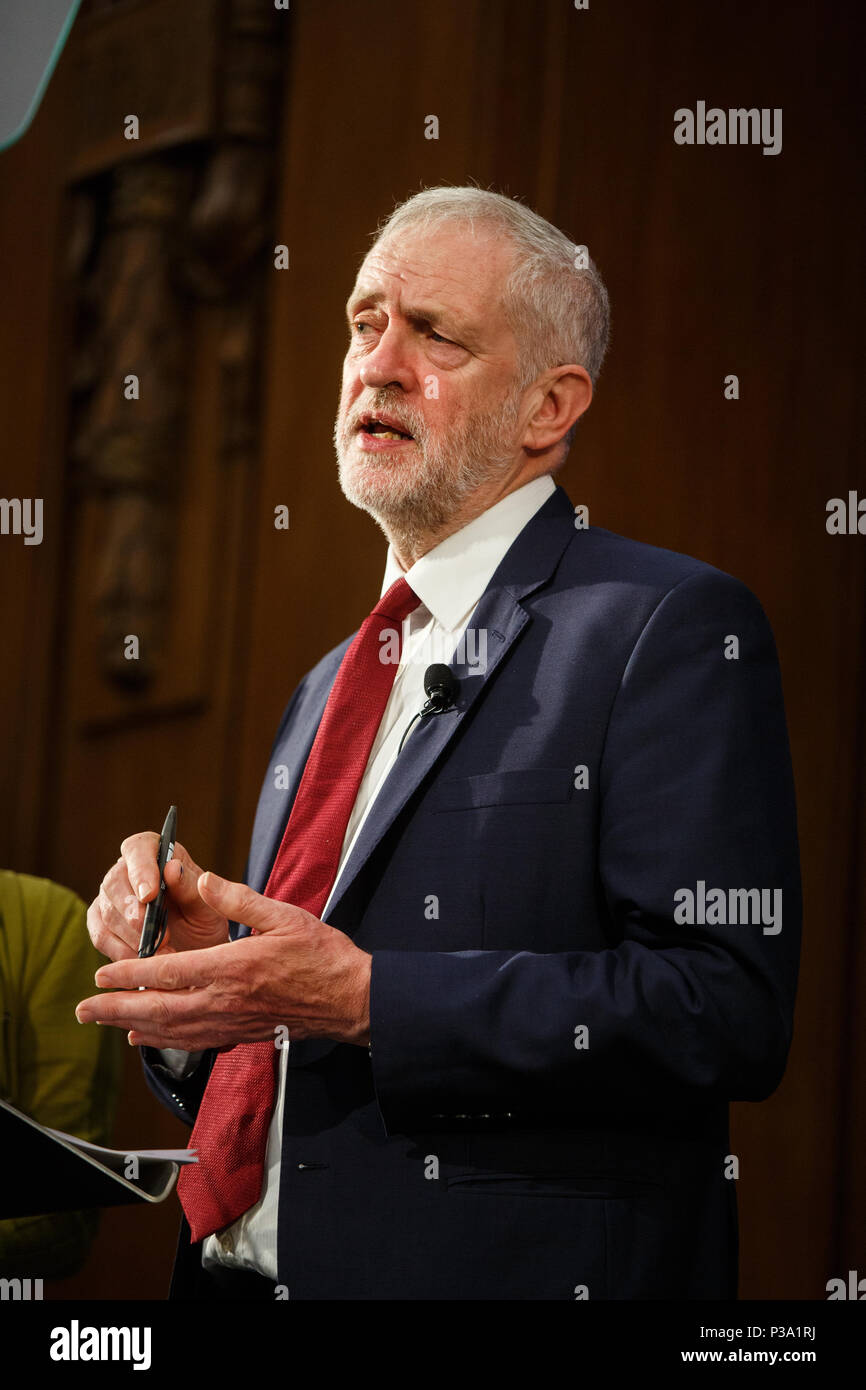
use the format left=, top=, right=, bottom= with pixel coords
left=0, top=0, right=862, bottom=1299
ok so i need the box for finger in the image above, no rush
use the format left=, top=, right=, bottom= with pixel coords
left=92, top=940, right=228, bottom=993
left=197, top=873, right=303, bottom=933
left=128, top=1035, right=241, bottom=1052
left=120, top=830, right=162, bottom=903
left=76, top=987, right=215, bottom=1035
left=163, top=854, right=228, bottom=931
left=86, top=872, right=142, bottom=959
left=78, top=987, right=275, bottom=1051
left=120, top=834, right=194, bottom=902
left=127, top=1027, right=275, bottom=1050
left=102, top=865, right=147, bottom=939
left=86, top=899, right=138, bottom=961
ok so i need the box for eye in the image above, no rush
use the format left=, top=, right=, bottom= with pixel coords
left=429, top=330, right=452, bottom=345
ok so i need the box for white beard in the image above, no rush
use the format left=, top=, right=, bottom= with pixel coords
left=334, top=386, right=523, bottom=557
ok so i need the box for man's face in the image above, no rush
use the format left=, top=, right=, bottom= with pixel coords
left=334, top=223, right=528, bottom=545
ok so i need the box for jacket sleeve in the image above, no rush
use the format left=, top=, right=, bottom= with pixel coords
left=141, top=1046, right=214, bottom=1127
left=369, top=570, right=802, bottom=1132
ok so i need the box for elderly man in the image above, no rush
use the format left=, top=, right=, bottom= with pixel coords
left=79, top=186, right=800, bottom=1301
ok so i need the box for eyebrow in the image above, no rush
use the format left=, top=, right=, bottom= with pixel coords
left=345, top=289, right=475, bottom=341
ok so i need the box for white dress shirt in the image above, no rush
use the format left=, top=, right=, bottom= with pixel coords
left=194, top=474, right=556, bottom=1278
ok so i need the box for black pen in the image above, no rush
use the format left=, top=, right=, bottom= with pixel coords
left=138, top=805, right=176, bottom=958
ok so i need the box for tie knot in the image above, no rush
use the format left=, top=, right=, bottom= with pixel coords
left=373, top=576, right=421, bottom=624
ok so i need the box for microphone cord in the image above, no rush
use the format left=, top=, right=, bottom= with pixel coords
left=398, top=700, right=438, bottom=755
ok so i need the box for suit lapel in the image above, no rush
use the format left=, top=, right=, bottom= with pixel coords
left=244, top=639, right=352, bottom=898
left=322, top=484, right=576, bottom=924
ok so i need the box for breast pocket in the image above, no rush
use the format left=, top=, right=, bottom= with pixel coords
left=446, top=1169, right=660, bottom=1199
left=428, top=767, right=587, bottom=950
left=433, top=767, right=576, bottom=811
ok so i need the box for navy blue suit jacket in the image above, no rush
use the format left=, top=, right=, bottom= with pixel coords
left=144, top=483, right=801, bottom=1299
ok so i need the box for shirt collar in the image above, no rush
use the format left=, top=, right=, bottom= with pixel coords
left=380, top=475, right=556, bottom=632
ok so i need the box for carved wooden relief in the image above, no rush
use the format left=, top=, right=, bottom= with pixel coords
left=62, top=0, right=284, bottom=723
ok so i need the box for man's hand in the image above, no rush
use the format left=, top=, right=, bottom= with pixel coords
left=76, top=872, right=372, bottom=1051
left=87, top=832, right=231, bottom=961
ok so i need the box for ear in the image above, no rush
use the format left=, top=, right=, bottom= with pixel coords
left=522, top=365, right=593, bottom=454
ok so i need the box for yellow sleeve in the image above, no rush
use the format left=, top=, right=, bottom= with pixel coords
left=0, top=871, right=124, bottom=1277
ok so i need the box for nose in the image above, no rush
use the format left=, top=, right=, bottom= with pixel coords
left=358, top=322, right=415, bottom=392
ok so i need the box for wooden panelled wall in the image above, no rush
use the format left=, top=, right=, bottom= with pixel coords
left=0, top=0, right=862, bottom=1300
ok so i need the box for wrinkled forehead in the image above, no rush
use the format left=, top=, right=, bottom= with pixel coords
left=349, top=224, right=515, bottom=336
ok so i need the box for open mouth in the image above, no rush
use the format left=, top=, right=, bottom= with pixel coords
left=358, top=416, right=415, bottom=442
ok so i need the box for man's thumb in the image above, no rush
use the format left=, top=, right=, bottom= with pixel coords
left=197, top=872, right=287, bottom=932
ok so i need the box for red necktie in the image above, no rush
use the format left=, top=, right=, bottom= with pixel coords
left=177, top=578, right=420, bottom=1243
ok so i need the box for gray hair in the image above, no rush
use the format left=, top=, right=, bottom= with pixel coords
left=371, top=186, right=610, bottom=450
